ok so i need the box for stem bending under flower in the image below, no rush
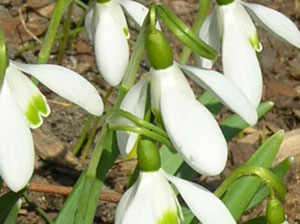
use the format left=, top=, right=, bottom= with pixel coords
left=215, top=165, right=286, bottom=201
left=109, top=124, right=174, bottom=152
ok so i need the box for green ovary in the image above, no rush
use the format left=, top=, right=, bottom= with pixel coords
left=25, top=95, right=49, bottom=127
left=158, top=210, right=179, bottom=224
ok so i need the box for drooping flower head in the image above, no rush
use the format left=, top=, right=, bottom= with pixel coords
left=115, top=139, right=236, bottom=224
left=85, top=0, right=148, bottom=86
left=114, top=28, right=258, bottom=176
left=0, top=61, right=103, bottom=192
left=198, top=0, right=300, bottom=107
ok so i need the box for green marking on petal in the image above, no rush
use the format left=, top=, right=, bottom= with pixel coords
left=248, top=33, right=263, bottom=52
left=158, top=210, right=179, bottom=224
left=123, top=27, right=130, bottom=39
left=25, top=94, right=50, bottom=128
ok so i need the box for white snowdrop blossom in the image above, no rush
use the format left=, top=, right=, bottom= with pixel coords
left=116, top=61, right=257, bottom=174
left=115, top=169, right=236, bottom=224
left=150, top=63, right=257, bottom=176
left=85, top=0, right=148, bottom=86
left=197, top=0, right=300, bottom=107
left=0, top=61, right=103, bottom=192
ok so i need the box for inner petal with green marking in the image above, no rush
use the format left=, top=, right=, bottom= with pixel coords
left=248, top=33, right=262, bottom=52
left=158, top=210, right=179, bottom=224
left=25, top=94, right=50, bottom=129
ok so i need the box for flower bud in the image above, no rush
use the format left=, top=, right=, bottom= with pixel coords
left=145, top=30, right=173, bottom=70
left=266, top=198, right=285, bottom=224
left=137, top=139, right=161, bottom=172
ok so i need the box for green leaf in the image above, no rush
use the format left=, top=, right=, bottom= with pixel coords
left=54, top=171, right=86, bottom=223
left=156, top=5, right=218, bottom=60
left=221, top=130, right=285, bottom=220
left=242, top=216, right=267, bottom=224
left=160, top=145, right=183, bottom=174
left=74, top=131, right=119, bottom=224
left=0, top=189, right=25, bottom=222
left=221, top=102, right=274, bottom=141
left=198, top=91, right=222, bottom=116
left=246, top=157, right=293, bottom=210
left=4, top=199, right=21, bottom=224
left=181, top=206, right=195, bottom=224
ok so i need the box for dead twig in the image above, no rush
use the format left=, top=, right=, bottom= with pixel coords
left=2, top=183, right=122, bottom=203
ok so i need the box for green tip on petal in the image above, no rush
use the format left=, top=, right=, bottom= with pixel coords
left=158, top=210, right=179, bottom=224
left=249, top=33, right=263, bottom=52
left=137, top=139, right=161, bottom=172
left=123, top=27, right=130, bottom=39
left=25, top=94, right=50, bottom=128
left=145, top=30, right=173, bottom=70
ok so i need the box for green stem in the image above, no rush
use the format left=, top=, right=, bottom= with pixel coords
left=150, top=3, right=156, bottom=32
left=108, top=108, right=168, bottom=138
left=15, top=27, right=85, bottom=57
left=109, top=125, right=174, bottom=151
left=23, top=193, right=54, bottom=224
left=72, top=115, right=93, bottom=155
left=86, top=124, right=109, bottom=178
left=85, top=11, right=149, bottom=179
left=80, top=116, right=101, bottom=159
left=57, top=2, right=74, bottom=64
left=214, top=165, right=286, bottom=201
left=37, top=0, right=73, bottom=64
left=74, top=0, right=88, bottom=9
left=118, top=14, right=149, bottom=94
left=179, top=0, right=211, bottom=64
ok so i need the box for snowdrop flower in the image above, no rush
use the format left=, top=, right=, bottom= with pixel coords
left=151, top=63, right=258, bottom=175
left=85, top=0, right=148, bottom=86
left=117, top=30, right=257, bottom=175
left=0, top=61, right=103, bottom=192
left=115, top=139, right=236, bottom=224
left=198, top=0, right=300, bottom=107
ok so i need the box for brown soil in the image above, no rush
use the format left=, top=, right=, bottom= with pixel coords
left=0, top=0, right=300, bottom=223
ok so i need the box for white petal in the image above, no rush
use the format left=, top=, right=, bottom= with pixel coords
left=94, top=0, right=129, bottom=38
left=150, top=64, right=194, bottom=113
left=163, top=170, right=236, bottom=224
left=5, top=65, right=50, bottom=129
left=94, top=10, right=129, bottom=86
left=116, top=171, right=180, bottom=224
left=117, top=77, right=148, bottom=157
left=84, top=2, right=96, bottom=41
left=196, top=12, right=220, bottom=69
left=11, top=61, right=104, bottom=116
left=115, top=184, right=136, bottom=224
left=217, top=0, right=261, bottom=51
left=221, top=12, right=262, bottom=107
left=179, top=64, right=258, bottom=125
left=160, top=88, right=227, bottom=176
left=0, top=80, right=34, bottom=192
left=243, top=2, right=300, bottom=48
left=118, top=0, right=148, bottom=28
